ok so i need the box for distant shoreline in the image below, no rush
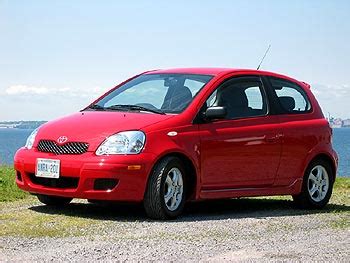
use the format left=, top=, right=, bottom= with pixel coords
left=0, top=127, right=35, bottom=130
left=0, top=121, right=46, bottom=130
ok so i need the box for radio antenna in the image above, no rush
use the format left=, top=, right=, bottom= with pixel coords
left=257, top=44, right=271, bottom=70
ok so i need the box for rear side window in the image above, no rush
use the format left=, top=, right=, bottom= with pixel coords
left=269, top=77, right=311, bottom=114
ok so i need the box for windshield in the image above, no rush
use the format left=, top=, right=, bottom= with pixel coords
left=89, top=74, right=213, bottom=114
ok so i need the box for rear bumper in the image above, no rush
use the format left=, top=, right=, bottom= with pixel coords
left=14, top=148, right=157, bottom=202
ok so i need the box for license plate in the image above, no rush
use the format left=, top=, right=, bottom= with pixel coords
left=36, top=158, right=60, bottom=178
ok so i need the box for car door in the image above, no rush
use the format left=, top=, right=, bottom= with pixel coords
left=198, top=76, right=282, bottom=190
left=265, top=76, right=319, bottom=186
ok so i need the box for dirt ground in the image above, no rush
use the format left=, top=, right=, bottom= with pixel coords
left=0, top=196, right=349, bottom=262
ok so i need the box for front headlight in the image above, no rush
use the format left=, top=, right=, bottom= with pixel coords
left=96, top=131, right=146, bottom=155
left=25, top=128, right=39, bottom=149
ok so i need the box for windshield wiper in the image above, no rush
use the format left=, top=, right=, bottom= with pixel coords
left=86, top=104, right=106, bottom=110
left=105, top=104, right=165, bottom=115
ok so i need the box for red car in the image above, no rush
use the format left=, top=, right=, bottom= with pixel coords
left=14, top=68, right=338, bottom=219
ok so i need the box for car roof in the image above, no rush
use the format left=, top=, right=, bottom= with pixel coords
left=145, top=68, right=307, bottom=87
left=146, top=68, right=235, bottom=75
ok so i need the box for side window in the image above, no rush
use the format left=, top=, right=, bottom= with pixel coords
left=206, top=78, right=268, bottom=119
left=269, top=77, right=311, bottom=114
left=245, top=86, right=264, bottom=110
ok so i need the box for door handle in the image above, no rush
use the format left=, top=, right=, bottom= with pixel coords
left=265, top=134, right=282, bottom=143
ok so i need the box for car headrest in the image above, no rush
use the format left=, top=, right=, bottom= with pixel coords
left=279, top=96, right=295, bottom=112
left=161, top=85, right=192, bottom=111
left=218, top=88, right=248, bottom=108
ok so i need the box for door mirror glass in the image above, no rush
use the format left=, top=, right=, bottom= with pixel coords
left=205, top=106, right=227, bottom=120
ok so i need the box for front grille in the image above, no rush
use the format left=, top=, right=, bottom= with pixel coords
left=29, top=173, right=79, bottom=189
left=37, top=140, right=89, bottom=155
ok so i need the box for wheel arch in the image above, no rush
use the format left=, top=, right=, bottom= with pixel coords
left=307, top=153, right=337, bottom=182
left=147, top=151, right=199, bottom=201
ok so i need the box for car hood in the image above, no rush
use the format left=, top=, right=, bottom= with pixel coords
left=35, top=111, right=174, bottom=150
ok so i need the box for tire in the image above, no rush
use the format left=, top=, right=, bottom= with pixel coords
left=37, top=194, right=72, bottom=206
left=293, top=159, right=334, bottom=209
left=144, top=157, right=187, bottom=220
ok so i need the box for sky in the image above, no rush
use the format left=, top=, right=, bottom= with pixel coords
left=0, top=0, right=349, bottom=121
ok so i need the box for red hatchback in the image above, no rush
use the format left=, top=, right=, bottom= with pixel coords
left=14, top=68, right=338, bottom=219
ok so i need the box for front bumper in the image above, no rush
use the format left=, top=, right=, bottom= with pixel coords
left=14, top=148, right=157, bottom=202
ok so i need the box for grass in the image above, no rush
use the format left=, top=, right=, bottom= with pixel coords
left=331, top=216, right=350, bottom=229
left=0, top=208, right=100, bottom=237
left=0, top=166, right=28, bottom=202
left=332, top=177, right=350, bottom=204
left=0, top=166, right=349, bottom=238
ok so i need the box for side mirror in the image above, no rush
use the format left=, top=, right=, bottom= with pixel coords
left=204, top=106, right=226, bottom=120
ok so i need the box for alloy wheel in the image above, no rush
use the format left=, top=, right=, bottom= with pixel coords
left=307, top=165, right=329, bottom=202
left=164, top=167, right=184, bottom=211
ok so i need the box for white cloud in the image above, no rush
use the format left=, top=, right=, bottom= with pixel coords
left=311, top=83, right=350, bottom=119
left=3, top=85, right=106, bottom=97
left=312, top=83, right=350, bottom=97
left=0, top=84, right=110, bottom=121
left=5, top=85, right=50, bottom=95
left=1, top=83, right=348, bottom=120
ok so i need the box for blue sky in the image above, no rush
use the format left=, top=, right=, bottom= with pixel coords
left=1, top=0, right=349, bottom=120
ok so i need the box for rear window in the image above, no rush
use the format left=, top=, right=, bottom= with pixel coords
left=269, top=77, right=311, bottom=114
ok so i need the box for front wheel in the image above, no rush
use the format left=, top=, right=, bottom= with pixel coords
left=37, top=194, right=72, bottom=206
left=293, top=160, right=334, bottom=209
left=144, top=157, right=186, bottom=220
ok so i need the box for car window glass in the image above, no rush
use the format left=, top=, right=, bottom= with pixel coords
left=96, top=74, right=213, bottom=113
left=270, top=78, right=311, bottom=113
left=206, top=79, right=268, bottom=119
left=206, top=90, right=217, bottom=107
left=245, top=86, right=263, bottom=110
left=104, top=80, right=167, bottom=108
left=184, top=79, right=207, bottom=96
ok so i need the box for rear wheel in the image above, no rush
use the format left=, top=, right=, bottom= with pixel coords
left=37, top=194, right=72, bottom=206
left=144, top=157, right=186, bottom=220
left=293, top=160, right=334, bottom=209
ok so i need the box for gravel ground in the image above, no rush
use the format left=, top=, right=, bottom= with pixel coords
left=0, top=198, right=349, bottom=262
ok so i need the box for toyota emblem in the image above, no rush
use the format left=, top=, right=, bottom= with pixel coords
left=57, top=136, right=68, bottom=144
